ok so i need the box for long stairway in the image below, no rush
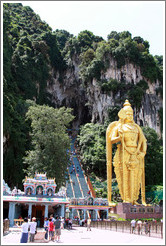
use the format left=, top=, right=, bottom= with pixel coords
left=66, top=137, right=90, bottom=198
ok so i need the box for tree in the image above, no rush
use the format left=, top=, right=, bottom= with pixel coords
left=77, top=123, right=106, bottom=178
left=23, top=102, right=74, bottom=190
left=54, top=29, right=73, bottom=51
left=142, top=127, right=163, bottom=186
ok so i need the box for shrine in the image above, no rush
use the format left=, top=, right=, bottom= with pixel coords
left=3, top=173, right=70, bottom=227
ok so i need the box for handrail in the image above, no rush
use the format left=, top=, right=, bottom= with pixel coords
left=67, top=170, right=75, bottom=198
left=72, top=158, right=84, bottom=198
left=70, top=159, right=82, bottom=198
left=73, top=140, right=94, bottom=197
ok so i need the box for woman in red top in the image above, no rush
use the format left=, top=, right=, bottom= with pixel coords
left=48, top=218, right=54, bottom=241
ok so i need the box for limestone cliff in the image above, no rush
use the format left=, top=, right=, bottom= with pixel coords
left=46, top=55, right=162, bottom=135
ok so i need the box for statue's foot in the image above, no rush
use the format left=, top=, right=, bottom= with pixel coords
left=133, top=201, right=140, bottom=205
left=142, top=202, right=151, bottom=206
left=108, top=202, right=116, bottom=206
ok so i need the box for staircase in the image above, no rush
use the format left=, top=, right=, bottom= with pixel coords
left=68, top=163, right=82, bottom=198
left=66, top=137, right=90, bottom=198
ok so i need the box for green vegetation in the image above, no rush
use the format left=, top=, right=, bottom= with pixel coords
left=77, top=123, right=106, bottom=179
left=23, top=101, right=74, bottom=190
left=3, top=3, right=163, bottom=194
left=77, top=124, right=163, bottom=203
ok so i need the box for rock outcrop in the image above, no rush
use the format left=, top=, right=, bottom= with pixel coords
left=47, top=56, right=162, bottom=135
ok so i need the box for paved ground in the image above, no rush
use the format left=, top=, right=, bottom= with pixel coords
left=2, top=226, right=165, bottom=245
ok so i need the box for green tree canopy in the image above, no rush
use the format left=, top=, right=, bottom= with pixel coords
left=23, top=102, right=74, bottom=190
left=77, top=123, right=106, bottom=179
left=77, top=123, right=163, bottom=188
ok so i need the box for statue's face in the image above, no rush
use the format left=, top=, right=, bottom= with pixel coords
left=125, top=110, right=133, bottom=122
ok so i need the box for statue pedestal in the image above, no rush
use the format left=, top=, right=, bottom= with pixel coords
left=116, top=203, right=163, bottom=219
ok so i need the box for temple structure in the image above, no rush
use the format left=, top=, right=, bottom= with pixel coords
left=3, top=172, right=110, bottom=227
left=3, top=173, right=69, bottom=227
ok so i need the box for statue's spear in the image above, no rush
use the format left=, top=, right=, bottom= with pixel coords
left=118, top=109, right=127, bottom=202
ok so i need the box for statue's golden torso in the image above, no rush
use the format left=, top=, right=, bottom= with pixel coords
left=119, top=123, right=139, bottom=148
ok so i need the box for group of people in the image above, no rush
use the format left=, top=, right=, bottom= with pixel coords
left=44, top=214, right=63, bottom=242
left=64, top=218, right=73, bottom=229
left=20, top=217, right=37, bottom=243
left=131, top=219, right=150, bottom=234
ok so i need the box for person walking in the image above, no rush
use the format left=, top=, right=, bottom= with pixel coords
left=69, top=219, right=72, bottom=229
left=131, top=219, right=136, bottom=234
left=54, top=215, right=61, bottom=242
left=29, top=217, right=37, bottom=242
left=48, top=218, right=54, bottom=241
left=60, top=217, right=64, bottom=229
left=143, top=220, right=149, bottom=234
left=20, top=218, right=29, bottom=243
left=44, top=217, right=49, bottom=240
left=87, top=218, right=91, bottom=231
left=137, top=220, right=143, bottom=234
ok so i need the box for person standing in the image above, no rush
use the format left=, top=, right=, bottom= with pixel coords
left=143, top=220, right=149, bottom=234
left=137, top=220, right=143, bottom=234
left=48, top=218, right=54, bottom=241
left=60, top=217, right=64, bottom=229
left=54, top=215, right=61, bottom=242
left=20, top=218, right=29, bottom=243
left=29, top=217, right=37, bottom=242
left=87, top=218, right=91, bottom=231
left=44, top=217, right=49, bottom=240
left=69, top=219, right=72, bottom=229
left=131, top=219, right=136, bottom=233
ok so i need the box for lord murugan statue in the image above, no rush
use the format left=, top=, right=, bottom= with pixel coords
left=106, top=100, right=147, bottom=206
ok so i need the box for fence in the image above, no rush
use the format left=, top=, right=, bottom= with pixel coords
left=3, top=219, right=9, bottom=234
left=91, top=220, right=163, bottom=238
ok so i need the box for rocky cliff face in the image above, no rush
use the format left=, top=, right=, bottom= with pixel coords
left=46, top=56, right=162, bottom=135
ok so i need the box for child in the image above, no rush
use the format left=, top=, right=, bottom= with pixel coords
left=48, top=218, right=54, bottom=241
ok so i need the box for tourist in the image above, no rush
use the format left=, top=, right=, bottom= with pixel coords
left=48, top=218, right=54, bottom=241
left=131, top=219, right=136, bottom=233
left=20, top=218, right=29, bottom=243
left=54, top=215, right=61, bottom=242
left=68, top=219, right=72, bottom=229
left=50, top=214, right=55, bottom=223
left=137, top=220, right=143, bottom=234
left=143, top=220, right=149, bottom=234
left=87, top=217, right=91, bottom=231
left=65, top=218, right=69, bottom=228
left=60, top=217, right=64, bottom=229
left=44, top=217, right=49, bottom=240
left=29, top=217, right=37, bottom=242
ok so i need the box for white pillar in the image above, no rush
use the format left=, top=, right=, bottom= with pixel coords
left=106, top=209, right=108, bottom=219
left=28, top=203, right=33, bottom=219
left=83, top=209, right=87, bottom=219
left=8, top=202, right=16, bottom=227
left=95, top=209, right=98, bottom=220
left=44, top=204, right=49, bottom=218
left=61, top=204, right=65, bottom=218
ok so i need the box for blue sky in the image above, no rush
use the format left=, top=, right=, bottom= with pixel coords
left=20, top=1, right=164, bottom=56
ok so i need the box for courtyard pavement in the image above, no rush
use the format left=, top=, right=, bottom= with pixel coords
left=2, top=226, right=165, bottom=245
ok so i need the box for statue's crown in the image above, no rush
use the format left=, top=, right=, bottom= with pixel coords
left=123, top=99, right=131, bottom=107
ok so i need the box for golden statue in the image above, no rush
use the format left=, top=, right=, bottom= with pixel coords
left=106, top=100, right=147, bottom=206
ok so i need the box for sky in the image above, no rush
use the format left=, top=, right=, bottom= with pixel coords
left=19, top=1, right=165, bottom=57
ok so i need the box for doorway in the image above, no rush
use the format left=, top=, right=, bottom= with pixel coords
left=32, top=205, right=45, bottom=227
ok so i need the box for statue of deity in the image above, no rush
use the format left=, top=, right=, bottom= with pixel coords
left=106, top=100, right=147, bottom=206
